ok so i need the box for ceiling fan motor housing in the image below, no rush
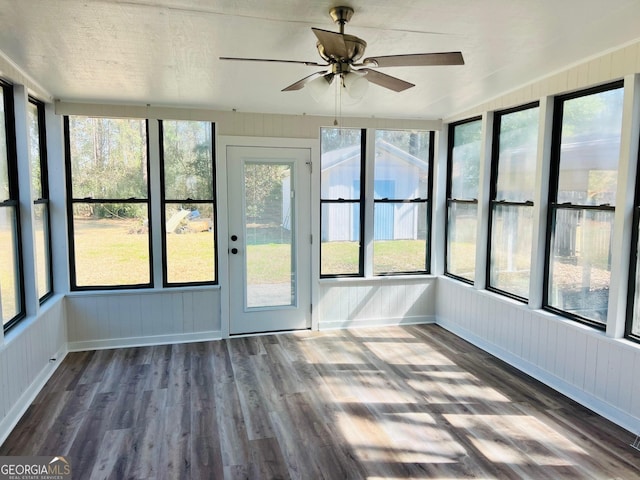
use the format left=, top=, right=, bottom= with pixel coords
left=316, top=34, right=367, bottom=63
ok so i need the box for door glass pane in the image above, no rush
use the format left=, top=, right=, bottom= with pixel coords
left=244, top=162, right=295, bottom=308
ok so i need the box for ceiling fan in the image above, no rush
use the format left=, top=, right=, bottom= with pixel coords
left=220, top=6, right=464, bottom=95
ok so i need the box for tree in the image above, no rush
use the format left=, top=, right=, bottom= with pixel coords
left=68, top=116, right=148, bottom=218
left=162, top=120, right=213, bottom=200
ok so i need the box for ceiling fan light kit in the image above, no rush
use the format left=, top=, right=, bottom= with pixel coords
left=220, top=6, right=464, bottom=103
left=342, top=71, right=369, bottom=101
left=306, top=74, right=333, bottom=102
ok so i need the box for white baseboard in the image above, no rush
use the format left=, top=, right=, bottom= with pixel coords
left=68, top=330, right=223, bottom=352
left=437, top=316, right=640, bottom=437
left=0, top=344, right=68, bottom=446
left=319, top=315, right=435, bottom=331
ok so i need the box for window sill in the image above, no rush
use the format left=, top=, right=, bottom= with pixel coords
left=319, top=274, right=436, bottom=285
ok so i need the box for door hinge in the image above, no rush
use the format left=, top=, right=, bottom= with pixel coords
left=310, top=304, right=313, bottom=314
left=310, top=234, right=313, bottom=244
left=305, top=161, right=312, bottom=173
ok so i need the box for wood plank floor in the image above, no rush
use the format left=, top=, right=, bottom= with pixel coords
left=1, top=324, right=639, bottom=479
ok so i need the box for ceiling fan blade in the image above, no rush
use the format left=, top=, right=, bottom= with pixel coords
left=220, top=56, right=325, bottom=67
left=311, top=28, right=349, bottom=60
left=282, top=71, right=332, bottom=91
left=359, top=68, right=414, bottom=92
left=362, top=52, right=464, bottom=68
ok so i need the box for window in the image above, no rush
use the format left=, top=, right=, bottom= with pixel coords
left=627, top=173, right=640, bottom=342
left=320, top=128, right=365, bottom=277
left=0, top=81, right=24, bottom=330
left=545, top=82, right=624, bottom=326
left=160, top=120, right=217, bottom=285
left=373, top=129, right=432, bottom=274
left=487, top=104, right=539, bottom=299
left=28, top=99, right=53, bottom=302
left=65, top=116, right=152, bottom=289
left=626, top=126, right=640, bottom=342
left=446, top=118, right=482, bottom=283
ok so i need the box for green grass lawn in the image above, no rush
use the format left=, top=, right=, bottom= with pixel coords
left=373, top=239, right=427, bottom=274
left=73, top=218, right=152, bottom=286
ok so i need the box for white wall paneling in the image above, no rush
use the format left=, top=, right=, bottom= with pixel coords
left=318, top=277, right=436, bottom=330
left=54, top=103, right=442, bottom=139
left=66, top=289, right=222, bottom=351
left=0, top=296, right=67, bottom=445
left=437, top=275, right=640, bottom=436
left=446, top=39, right=640, bottom=123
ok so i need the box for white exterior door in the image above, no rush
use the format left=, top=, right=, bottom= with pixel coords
left=226, top=145, right=311, bottom=335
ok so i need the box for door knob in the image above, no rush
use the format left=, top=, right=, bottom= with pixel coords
left=231, top=235, right=238, bottom=241
left=231, top=248, right=238, bottom=254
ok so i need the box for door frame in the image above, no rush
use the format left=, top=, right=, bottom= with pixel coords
left=217, top=136, right=320, bottom=337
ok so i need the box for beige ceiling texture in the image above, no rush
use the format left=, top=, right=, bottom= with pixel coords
left=1, top=0, right=640, bottom=119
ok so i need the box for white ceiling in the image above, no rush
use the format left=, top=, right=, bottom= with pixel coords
left=1, top=0, right=640, bottom=120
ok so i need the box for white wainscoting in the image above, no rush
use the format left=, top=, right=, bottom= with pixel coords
left=66, top=288, right=222, bottom=351
left=436, top=276, right=640, bottom=436
left=318, top=277, right=436, bottom=330
left=0, top=296, right=67, bottom=445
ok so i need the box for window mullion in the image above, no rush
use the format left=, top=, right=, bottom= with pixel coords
left=363, top=127, right=375, bottom=278
left=615, top=74, right=640, bottom=339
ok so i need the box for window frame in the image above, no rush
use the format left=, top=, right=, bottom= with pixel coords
left=320, top=127, right=366, bottom=278
left=159, top=120, right=218, bottom=287
left=486, top=101, right=539, bottom=302
left=543, top=81, right=624, bottom=328
left=445, top=116, right=483, bottom=284
left=373, top=130, right=434, bottom=276
left=64, top=116, right=154, bottom=291
left=1, top=80, right=25, bottom=331
left=625, top=206, right=640, bottom=342
left=625, top=129, right=640, bottom=343
left=28, top=97, right=54, bottom=303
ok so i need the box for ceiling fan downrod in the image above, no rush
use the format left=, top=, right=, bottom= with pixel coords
left=329, top=6, right=354, bottom=34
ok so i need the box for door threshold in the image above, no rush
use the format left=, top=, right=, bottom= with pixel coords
left=229, top=327, right=312, bottom=338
